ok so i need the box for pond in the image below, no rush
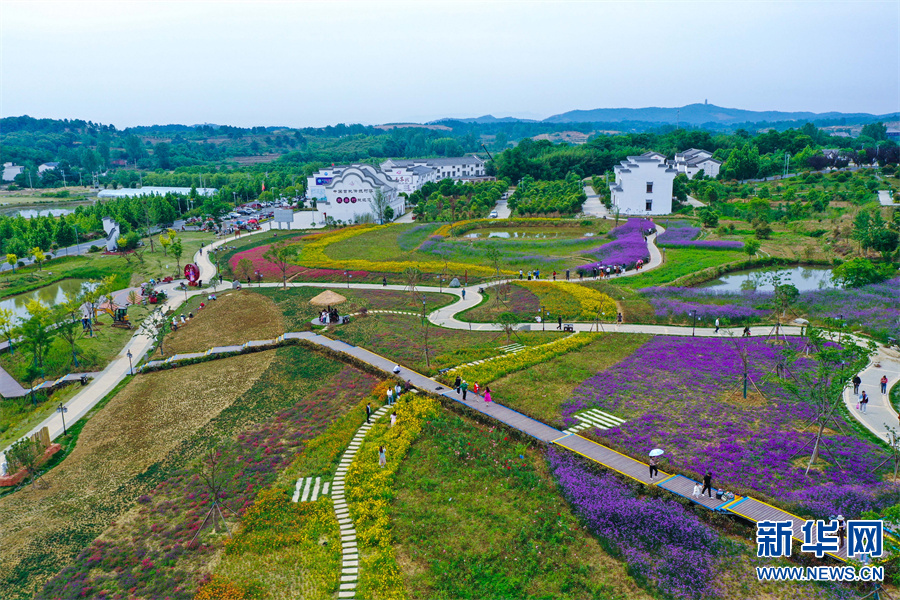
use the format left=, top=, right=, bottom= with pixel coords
left=464, top=228, right=592, bottom=240
left=0, top=279, right=95, bottom=322
left=697, top=265, right=836, bottom=292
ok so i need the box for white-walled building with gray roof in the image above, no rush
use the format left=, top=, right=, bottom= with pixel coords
left=609, top=152, right=678, bottom=215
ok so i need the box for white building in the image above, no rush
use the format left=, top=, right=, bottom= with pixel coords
left=671, top=148, right=721, bottom=179
left=38, top=162, right=59, bottom=174
left=2, top=162, right=24, bottom=182
left=380, top=156, right=486, bottom=182
left=101, top=216, right=121, bottom=252
left=305, top=164, right=403, bottom=225
left=609, top=152, right=678, bottom=215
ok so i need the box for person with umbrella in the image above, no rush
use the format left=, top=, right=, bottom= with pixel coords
left=649, top=448, right=663, bottom=480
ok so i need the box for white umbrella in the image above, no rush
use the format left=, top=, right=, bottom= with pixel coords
left=649, top=449, right=665, bottom=457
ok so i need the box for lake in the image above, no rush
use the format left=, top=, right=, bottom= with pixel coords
left=0, top=279, right=95, bottom=321
left=697, top=265, right=836, bottom=292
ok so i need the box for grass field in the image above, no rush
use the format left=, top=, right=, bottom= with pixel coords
left=391, top=408, right=652, bottom=600
left=0, top=351, right=275, bottom=599
left=154, top=290, right=284, bottom=357
left=619, top=248, right=745, bottom=288
left=488, top=333, right=651, bottom=427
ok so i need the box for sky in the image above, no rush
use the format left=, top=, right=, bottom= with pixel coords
left=1, top=0, right=899, bottom=128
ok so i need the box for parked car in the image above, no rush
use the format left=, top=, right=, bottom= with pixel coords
left=490, top=211, right=498, bottom=218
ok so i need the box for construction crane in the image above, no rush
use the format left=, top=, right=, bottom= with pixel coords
left=480, top=143, right=495, bottom=162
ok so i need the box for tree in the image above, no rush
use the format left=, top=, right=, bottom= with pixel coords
left=170, top=237, right=183, bottom=273
left=234, top=258, right=254, bottom=282
left=6, top=253, right=17, bottom=274
left=371, top=187, right=391, bottom=224
left=744, top=239, right=761, bottom=262
left=20, top=299, right=55, bottom=370
left=780, top=327, right=872, bottom=476
left=140, top=308, right=172, bottom=356
left=861, top=122, right=887, bottom=142
left=832, top=258, right=896, bottom=288
left=697, top=207, right=719, bottom=228
left=31, top=247, right=46, bottom=271
left=495, top=312, right=520, bottom=343
left=6, top=437, right=44, bottom=489
left=383, top=206, right=395, bottom=221
left=159, top=231, right=172, bottom=256
left=0, top=308, right=17, bottom=355
left=403, top=266, right=422, bottom=303
left=190, top=449, right=234, bottom=541
left=262, top=241, right=297, bottom=289
left=54, top=292, right=87, bottom=368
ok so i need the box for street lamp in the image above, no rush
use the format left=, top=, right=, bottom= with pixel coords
left=346, top=271, right=352, bottom=288
left=57, top=403, right=68, bottom=435
left=540, top=304, right=546, bottom=332
left=422, top=296, right=427, bottom=320
left=127, top=350, right=133, bottom=375
left=689, top=310, right=700, bottom=337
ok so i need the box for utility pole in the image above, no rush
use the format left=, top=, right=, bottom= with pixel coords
left=61, top=170, right=67, bottom=187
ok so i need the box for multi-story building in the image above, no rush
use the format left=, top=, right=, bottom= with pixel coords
left=303, top=164, right=403, bottom=225
left=609, top=152, right=678, bottom=215
left=671, top=148, right=722, bottom=179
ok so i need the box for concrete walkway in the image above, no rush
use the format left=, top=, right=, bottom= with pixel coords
left=581, top=185, right=610, bottom=218
left=843, top=349, right=900, bottom=442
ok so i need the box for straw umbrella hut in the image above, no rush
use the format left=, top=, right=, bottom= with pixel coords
left=309, top=290, right=347, bottom=307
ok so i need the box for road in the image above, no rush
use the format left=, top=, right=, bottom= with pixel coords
left=581, top=185, right=610, bottom=218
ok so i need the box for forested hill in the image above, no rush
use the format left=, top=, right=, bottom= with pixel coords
left=543, top=103, right=898, bottom=125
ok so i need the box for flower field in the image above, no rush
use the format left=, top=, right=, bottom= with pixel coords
left=516, top=281, right=617, bottom=320
left=446, top=333, right=599, bottom=385
left=390, top=410, right=652, bottom=599
left=345, top=394, right=440, bottom=600
left=36, top=346, right=378, bottom=599
left=562, top=336, right=890, bottom=506
left=577, top=218, right=653, bottom=274
left=656, top=223, right=743, bottom=250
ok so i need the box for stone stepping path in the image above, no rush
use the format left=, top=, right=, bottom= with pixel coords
left=334, top=404, right=390, bottom=599
left=562, top=408, right=626, bottom=435
left=292, top=476, right=330, bottom=503
left=499, top=342, right=525, bottom=353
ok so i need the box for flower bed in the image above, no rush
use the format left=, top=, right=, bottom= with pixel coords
left=577, top=218, right=653, bottom=274
left=517, top=281, right=617, bottom=320
left=562, top=336, right=886, bottom=503
left=640, top=287, right=770, bottom=323
left=446, top=333, right=598, bottom=385
left=548, top=448, right=727, bottom=600
left=657, top=226, right=743, bottom=250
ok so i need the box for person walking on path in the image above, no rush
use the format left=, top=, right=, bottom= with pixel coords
left=390, top=412, right=397, bottom=428
left=617, top=312, right=623, bottom=325
left=454, top=375, right=462, bottom=394
left=519, top=270, right=523, bottom=280
left=387, top=387, right=394, bottom=406
left=382, top=276, right=387, bottom=287
left=461, top=289, right=466, bottom=300
left=701, top=471, right=713, bottom=498
left=860, top=390, right=869, bottom=413
left=557, top=316, right=562, bottom=330
left=484, top=386, right=492, bottom=403
left=853, top=374, right=862, bottom=395
left=366, top=403, right=372, bottom=424
left=649, top=456, right=659, bottom=480
left=566, top=269, right=570, bottom=280
left=837, top=516, right=846, bottom=549
left=460, top=380, right=468, bottom=400
left=378, top=445, right=386, bottom=468
left=692, top=483, right=702, bottom=498
left=882, top=375, right=889, bottom=395
left=552, top=271, right=557, bottom=281
left=715, top=318, right=720, bottom=333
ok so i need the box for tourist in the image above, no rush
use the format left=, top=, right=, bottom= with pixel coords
left=395, top=383, right=402, bottom=398
left=649, top=456, right=659, bottom=480
left=552, top=271, right=557, bottom=280
left=404, top=379, right=411, bottom=392
left=557, top=316, right=562, bottom=330
left=378, top=445, right=386, bottom=468
left=365, top=402, right=372, bottom=424
left=387, top=387, right=393, bottom=406
left=860, top=390, right=869, bottom=413
left=519, top=270, right=523, bottom=280
left=454, top=375, right=462, bottom=394
left=390, top=412, right=397, bottom=428
left=881, top=375, right=889, bottom=394
left=617, top=312, right=623, bottom=325
left=392, top=364, right=401, bottom=374
left=837, top=515, right=846, bottom=548
left=462, top=289, right=466, bottom=300
left=743, top=326, right=751, bottom=337
left=715, top=318, right=720, bottom=333
left=853, top=374, right=862, bottom=395
left=692, top=482, right=702, bottom=498
left=473, top=382, right=480, bottom=394
left=701, top=471, right=713, bottom=498
left=484, top=386, right=492, bottom=403
left=460, top=379, right=468, bottom=400
left=565, top=269, right=570, bottom=280
left=382, top=276, right=387, bottom=287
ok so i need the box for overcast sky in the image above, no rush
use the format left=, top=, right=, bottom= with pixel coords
left=1, top=0, right=898, bottom=128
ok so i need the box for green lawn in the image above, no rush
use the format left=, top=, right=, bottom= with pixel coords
left=391, top=408, right=651, bottom=600
left=619, top=248, right=745, bottom=288
left=490, top=333, right=650, bottom=427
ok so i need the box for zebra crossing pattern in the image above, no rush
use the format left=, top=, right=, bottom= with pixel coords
left=563, top=408, right=626, bottom=434
left=292, top=476, right=330, bottom=503
left=499, top=343, right=525, bottom=353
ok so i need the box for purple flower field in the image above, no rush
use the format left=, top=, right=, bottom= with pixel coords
left=577, top=218, right=653, bottom=273
left=639, top=279, right=900, bottom=341
left=548, top=448, right=727, bottom=600
left=657, top=226, right=743, bottom=250
left=562, top=336, right=891, bottom=507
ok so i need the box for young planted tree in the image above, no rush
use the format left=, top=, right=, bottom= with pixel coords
left=31, top=247, right=46, bottom=271
left=262, top=241, right=298, bottom=289
left=234, top=257, right=254, bottom=282
left=744, top=239, right=761, bottom=263
left=780, top=326, right=874, bottom=476
left=170, top=237, right=184, bottom=273
left=6, top=253, right=17, bottom=274
left=403, top=266, right=422, bottom=306
left=188, top=449, right=236, bottom=544
left=6, top=436, right=45, bottom=489
left=54, top=292, right=88, bottom=368
left=20, top=299, right=55, bottom=371
left=495, top=311, right=521, bottom=343
left=0, top=307, right=18, bottom=355
left=371, top=188, right=390, bottom=224
left=140, top=307, right=172, bottom=356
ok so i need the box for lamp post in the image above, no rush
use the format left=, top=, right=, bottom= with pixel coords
left=540, top=304, right=545, bottom=332
left=346, top=271, right=352, bottom=288
left=57, top=403, right=68, bottom=435
left=422, top=296, right=426, bottom=320
left=127, top=350, right=133, bottom=375
left=690, top=310, right=699, bottom=337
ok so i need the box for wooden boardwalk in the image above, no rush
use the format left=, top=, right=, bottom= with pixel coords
left=143, top=331, right=850, bottom=562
